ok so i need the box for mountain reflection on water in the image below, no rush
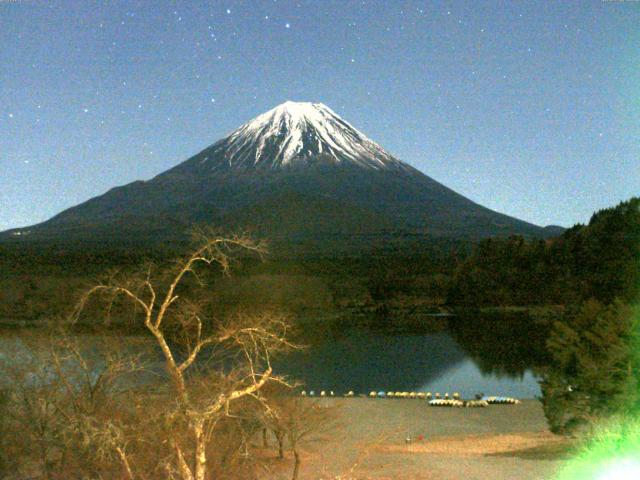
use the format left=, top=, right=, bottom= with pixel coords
left=275, top=331, right=467, bottom=393
left=275, top=313, right=551, bottom=398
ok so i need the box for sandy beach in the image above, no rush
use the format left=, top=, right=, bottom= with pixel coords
left=264, top=398, right=572, bottom=479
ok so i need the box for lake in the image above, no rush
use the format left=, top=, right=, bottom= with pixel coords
left=275, top=323, right=542, bottom=399
left=0, top=315, right=547, bottom=399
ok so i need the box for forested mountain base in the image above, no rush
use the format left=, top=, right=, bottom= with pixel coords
left=0, top=238, right=463, bottom=327
left=448, top=198, right=640, bottom=307
left=0, top=198, right=637, bottom=327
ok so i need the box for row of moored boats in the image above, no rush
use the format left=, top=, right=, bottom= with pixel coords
left=299, top=390, right=520, bottom=407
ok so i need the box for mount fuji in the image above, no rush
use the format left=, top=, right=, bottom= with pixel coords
left=2, top=101, right=557, bottom=251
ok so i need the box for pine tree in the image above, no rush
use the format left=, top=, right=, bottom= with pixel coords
left=540, top=300, right=639, bottom=434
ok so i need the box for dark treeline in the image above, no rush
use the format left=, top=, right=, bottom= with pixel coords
left=0, top=235, right=467, bottom=326
left=448, top=197, right=640, bottom=307
left=1, top=198, right=638, bottom=327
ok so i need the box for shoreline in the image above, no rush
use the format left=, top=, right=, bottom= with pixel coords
left=291, top=398, right=571, bottom=479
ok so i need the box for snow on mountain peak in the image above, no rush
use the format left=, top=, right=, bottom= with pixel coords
left=208, top=101, right=408, bottom=171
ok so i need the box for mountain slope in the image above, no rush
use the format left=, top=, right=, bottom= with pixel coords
left=1, top=101, right=554, bottom=249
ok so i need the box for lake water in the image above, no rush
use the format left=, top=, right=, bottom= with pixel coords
left=0, top=316, right=545, bottom=399
left=275, top=327, right=541, bottom=399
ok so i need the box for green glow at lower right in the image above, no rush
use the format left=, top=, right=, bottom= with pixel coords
left=593, top=459, right=640, bottom=480
left=556, top=417, right=640, bottom=480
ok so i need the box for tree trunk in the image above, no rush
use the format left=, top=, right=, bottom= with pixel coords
left=116, top=447, right=134, bottom=480
left=147, top=325, right=188, bottom=402
left=194, top=419, right=207, bottom=480
left=175, top=443, right=195, bottom=480
left=38, top=439, right=51, bottom=480
left=277, top=433, right=284, bottom=459
left=292, top=448, right=301, bottom=480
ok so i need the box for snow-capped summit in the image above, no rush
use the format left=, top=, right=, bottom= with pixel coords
left=201, top=101, right=409, bottom=171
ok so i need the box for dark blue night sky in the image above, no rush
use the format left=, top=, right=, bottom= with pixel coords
left=2, top=0, right=638, bottom=230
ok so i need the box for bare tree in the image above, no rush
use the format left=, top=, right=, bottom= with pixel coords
left=260, top=385, right=337, bottom=480
left=73, top=233, right=296, bottom=480
left=285, top=398, right=337, bottom=480
left=0, top=327, right=144, bottom=480
left=48, top=329, right=146, bottom=479
left=0, top=334, right=63, bottom=480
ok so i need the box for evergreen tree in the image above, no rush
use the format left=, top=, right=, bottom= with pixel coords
left=539, top=300, right=639, bottom=434
left=447, top=197, right=640, bottom=307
